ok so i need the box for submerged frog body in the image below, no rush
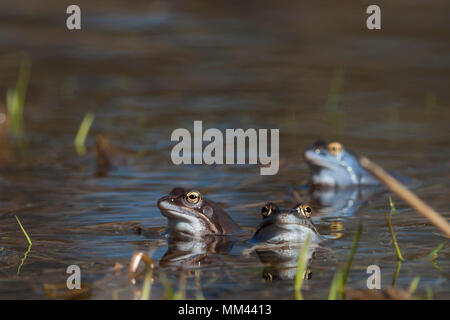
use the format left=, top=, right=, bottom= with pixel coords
left=250, top=203, right=322, bottom=244
left=303, top=140, right=380, bottom=188
left=157, top=187, right=241, bottom=238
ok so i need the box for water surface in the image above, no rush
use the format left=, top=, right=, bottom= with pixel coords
left=0, top=1, right=449, bottom=299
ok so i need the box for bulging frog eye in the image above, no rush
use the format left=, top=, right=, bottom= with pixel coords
left=299, top=204, right=312, bottom=218
left=302, top=205, right=312, bottom=218
left=292, top=203, right=312, bottom=218
left=261, top=203, right=278, bottom=218
left=185, top=191, right=201, bottom=205
left=328, top=142, right=343, bottom=156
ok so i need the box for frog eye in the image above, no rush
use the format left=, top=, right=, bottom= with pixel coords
left=261, top=203, right=278, bottom=218
left=261, top=205, right=273, bottom=218
left=185, top=191, right=201, bottom=205
left=262, top=271, right=273, bottom=282
left=292, top=203, right=312, bottom=217
left=328, top=142, right=343, bottom=156
left=301, top=204, right=312, bottom=218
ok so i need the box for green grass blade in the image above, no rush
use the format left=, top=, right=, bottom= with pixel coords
left=74, top=112, right=95, bottom=155
left=294, top=234, right=312, bottom=300
left=160, top=272, right=175, bottom=300
left=15, top=215, right=32, bottom=246
left=384, top=210, right=404, bottom=261
left=408, top=277, right=420, bottom=295
left=328, top=270, right=343, bottom=300
left=391, top=261, right=402, bottom=287
left=173, top=273, right=187, bottom=300
left=173, top=290, right=185, bottom=300
left=140, top=270, right=153, bottom=300
left=429, top=260, right=443, bottom=273
left=427, top=242, right=445, bottom=260
left=15, top=215, right=32, bottom=275
left=17, top=244, right=31, bottom=276
left=6, top=57, right=31, bottom=138
left=425, top=286, right=433, bottom=300
left=389, top=196, right=397, bottom=217
left=339, top=223, right=363, bottom=299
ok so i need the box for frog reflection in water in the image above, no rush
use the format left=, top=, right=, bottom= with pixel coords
left=159, top=234, right=235, bottom=268
left=156, top=187, right=241, bottom=268
left=304, top=140, right=380, bottom=188
left=249, top=203, right=322, bottom=281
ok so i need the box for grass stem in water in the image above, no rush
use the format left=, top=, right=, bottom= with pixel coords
left=385, top=197, right=404, bottom=261
left=339, top=223, right=363, bottom=299
left=15, top=215, right=32, bottom=275
left=74, top=112, right=95, bottom=155
left=294, top=233, right=312, bottom=300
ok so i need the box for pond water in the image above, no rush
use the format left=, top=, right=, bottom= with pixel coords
left=0, top=1, right=449, bottom=299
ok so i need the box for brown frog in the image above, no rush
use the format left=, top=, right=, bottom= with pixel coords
left=157, top=187, right=241, bottom=238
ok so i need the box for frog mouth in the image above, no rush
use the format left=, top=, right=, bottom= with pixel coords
left=303, top=150, right=340, bottom=170
left=161, top=208, right=200, bottom=222
left=251, top=221, right=319, bottom=245
left=304, top=150, right=356, bottom=186
left=158, top=200, right=219, bottom=235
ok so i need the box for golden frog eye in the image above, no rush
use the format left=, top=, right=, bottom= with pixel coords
left=328, top=142, right=343, bottom=156
left=185, top=191, right=201, bottom=204
left=261, top=203, right=277, bottom=218
left=301, top=204, right=312, bottom=218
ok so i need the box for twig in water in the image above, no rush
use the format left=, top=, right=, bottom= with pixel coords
left=94, top=134, right=113, bottom=177
left=359, top=156, right=450, bottom=238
